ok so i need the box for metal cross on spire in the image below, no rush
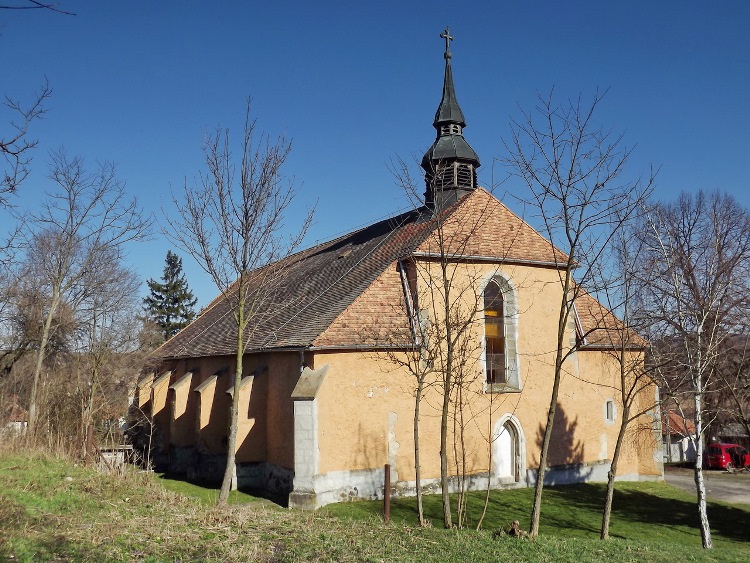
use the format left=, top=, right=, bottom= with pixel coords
left=440, top=27, right=454, bottom=60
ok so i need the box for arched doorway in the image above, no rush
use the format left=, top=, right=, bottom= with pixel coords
left=494, top=416, right=524, bottom=482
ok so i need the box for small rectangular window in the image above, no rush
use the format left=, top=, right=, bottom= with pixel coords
left=605, top=400, right=615, bottom=423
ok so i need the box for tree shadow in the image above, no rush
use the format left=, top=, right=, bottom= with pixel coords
left=542, top=483, right=750, bottom=542
left=534, top=403, right=585, bottom=466
left=530, top=403, right=591, bottom=485
left=351, top=421, right=385, bottom=501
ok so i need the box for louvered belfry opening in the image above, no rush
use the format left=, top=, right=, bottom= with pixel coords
left=425, top=161, right=477, bottom=198
left=422, top=28, right=481, bottom=209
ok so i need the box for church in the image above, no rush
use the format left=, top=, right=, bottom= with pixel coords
left=135, top=31, right=663, bottom=509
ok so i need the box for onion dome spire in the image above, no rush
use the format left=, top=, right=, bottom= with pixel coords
left=421, top=27, right=481, bottom=207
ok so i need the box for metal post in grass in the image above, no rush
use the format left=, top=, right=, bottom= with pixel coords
left=384, top=463, right=391, bottom=523
left=87, top=425, right=94, bottom=464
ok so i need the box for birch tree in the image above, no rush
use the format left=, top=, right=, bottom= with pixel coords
left=711, top=335, right=750, bottom=441
left=166, top=100, right=313, bottom=505
left=639, top=190, right=750, bottom=549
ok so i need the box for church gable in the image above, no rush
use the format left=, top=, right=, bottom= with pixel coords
left=575, top=288, right=647, bottom=350
left=416, top=188, right=567, bottom=266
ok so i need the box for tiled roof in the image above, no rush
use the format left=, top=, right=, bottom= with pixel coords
left=416, top=188, right=565, bottom=263
left=575, top=287, right=648, bottom=350
left=153, top=205, right=439, bottom=359
left=152, top=188, right=637, bottom=360
left=662, top=410, right=696, bottom=436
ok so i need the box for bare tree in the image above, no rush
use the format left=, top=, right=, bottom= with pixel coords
left=1, top=80, right=52, bottom=204
left=711, top=335, right=750, bottom=441
left=503, top=90, right=653, bottom=538
left=373, top=289, right=434, bottom=526
left=594, top=219, right=659, bottom=540
left=166, top=100, right=313, bottom=505
left=74, top=248, right=141, bottom=453
left=0, top=276, right=76, bottom=377
left=23, top=151, right=150, bottom=436
left=638, top=190, right=750, bottom=549
left=384, top=157, right=509, bottom=529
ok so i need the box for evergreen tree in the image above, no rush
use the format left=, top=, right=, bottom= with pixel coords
left=143, top=251, right=197, bottom=341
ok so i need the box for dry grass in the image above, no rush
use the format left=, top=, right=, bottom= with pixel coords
left=2, top=448, right=749, bottom=562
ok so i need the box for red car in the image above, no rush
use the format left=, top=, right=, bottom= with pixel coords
left=705, top=443, right=750, bottom=470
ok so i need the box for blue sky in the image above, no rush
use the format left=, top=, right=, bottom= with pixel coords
left=3, top=1, right=749, bottom=308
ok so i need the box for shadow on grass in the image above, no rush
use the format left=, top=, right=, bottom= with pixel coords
left=550, top=483, right=750, bottom=543
left=156, top=473, right=270, bottom=505
left=325, top=482, right=750, bottom=544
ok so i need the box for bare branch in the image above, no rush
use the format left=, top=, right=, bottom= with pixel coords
left=1, top=80, right=53, bottom=202
left=0, top=1, right=76, bottom=15
left=164, top=98, right=314, bottom=505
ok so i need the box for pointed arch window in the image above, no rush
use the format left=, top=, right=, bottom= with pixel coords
left=484, top=280, right=506, bottom=384
left=483, top=275, right=521, bottom=392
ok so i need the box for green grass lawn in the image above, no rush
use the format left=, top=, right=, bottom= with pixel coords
left=1, top=451, right=749, bottom=562
left=325, top=479, right=750, bottom=548
left=157, top=472, right=261, bottom=505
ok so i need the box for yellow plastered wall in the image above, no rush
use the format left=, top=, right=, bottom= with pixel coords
left=175, top=352, right=300, bottom=469
left=169, top=372, right=194, bottom=448
left=195, top=375, right=217, bottom=446
left=151, top=371, right=172, bottom=453
left=135, top=373, right=154, bottom=411
left=265, top=352, right=300, bottom=469
left=234, top=373, right=258, bottom=460
left=313, top=261, right=660, bottom=482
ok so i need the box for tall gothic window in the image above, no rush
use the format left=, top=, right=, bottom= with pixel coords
left=484, top=280, right=506, bottom=384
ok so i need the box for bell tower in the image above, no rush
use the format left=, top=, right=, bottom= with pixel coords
left=421, top=28, right=481, bottom=207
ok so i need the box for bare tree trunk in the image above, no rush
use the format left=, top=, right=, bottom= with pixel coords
left=529, top=359, right=562, bottom=537
left=530, top=276, right=570, bottom=537
left=28, top=289, right=60, bottom=436
left=693, top=380, right=712, bottom=548
left=219, top=292, right=246, bottom=505
left=452, top=386, right=467, bottom=528
left=440, top=257, right=454, bottom=529
left=81, top=366, right=97, bottom=456
left=440, top=370, right=452, bottom=528
left=476, top=391, right=494, bottom=531
left=414, top=380, right=425, bottom=526
left=601, top=405, right=629, bottom=539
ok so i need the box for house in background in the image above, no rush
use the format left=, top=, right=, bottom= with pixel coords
left=662, top=410, right=696, bottom=463
left=713, top=422, right=749, bottom=451
left=135, top=34, right=663, bottom=508
left=1, top=395, right=28, bottom=435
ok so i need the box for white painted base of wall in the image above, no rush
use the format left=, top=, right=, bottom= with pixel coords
left=291, top=467, right=529, bottom=509
left=526, top=459, right=611, bottom=486
left=289, top=459, right=663, bottom=509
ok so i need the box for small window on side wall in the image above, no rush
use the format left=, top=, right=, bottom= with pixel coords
left=605, top=399, right=616, bottom=423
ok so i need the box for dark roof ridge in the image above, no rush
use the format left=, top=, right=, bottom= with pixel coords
left=150, top=197, right=469, bottom=360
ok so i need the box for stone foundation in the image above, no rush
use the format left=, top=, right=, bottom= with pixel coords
left=174, top=446, right=293, bottom=499
left=169, top=446, right=196, bottom=475
left=289, top=460, right=663, bottom=509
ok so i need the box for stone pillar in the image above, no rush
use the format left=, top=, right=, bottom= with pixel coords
left=288, top=364, right=328, bottom=509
